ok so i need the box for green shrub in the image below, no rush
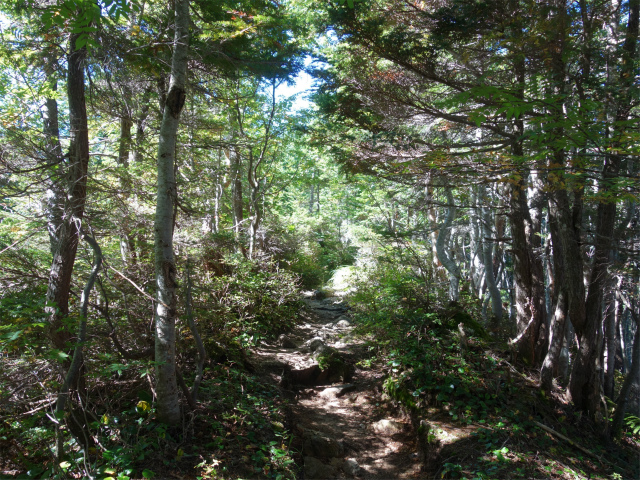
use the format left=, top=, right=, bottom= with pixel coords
left=188, top=254, right=302, bottom=347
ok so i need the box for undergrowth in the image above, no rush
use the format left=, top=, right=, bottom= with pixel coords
left=346, top=261, right=640, bottom=480
left=0, top=249, right=302, bottom=479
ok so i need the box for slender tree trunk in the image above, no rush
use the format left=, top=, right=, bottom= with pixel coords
left=540, top=288, right=569, bottom=390
left=133, top=87, right=152, bottom=164
left=558, top=320, right=573, bottom=385
left=508, top=165, right=546, bottom=365
left=541, top=198, right=570, bottom=390
left=45, top=33, right=90, bottom=351
left=154, top=0, right=190, bottom=426
left=603, top=288, right=617, bottom=399
left=480, top=185, right=502, bottom=323
left=55, top=233, right=102, bottom=418
left=469, top=191, right=484, bottom=299
left=43, top=53, right=65, bottom=256
left=248, top=181, right=262, bottom=259
left=434, top=187, right=461, bottom=302
left=118, top=114, right=136, bottom=266
left=611, top=314, right=639, bottom=438
left=508, top=45, right=546, bottom=365
left=309, top=173, right=315, bottom=214
left=54, top=232, right=102, bottom=458
left=118, top=116, right=133, bottom=168
left=230, top=146, right=244, bottom=237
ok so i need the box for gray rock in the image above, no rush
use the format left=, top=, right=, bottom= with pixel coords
left=417, top=419, right=440, bottom=462
left=313, top=289, right=327, bottom=300
left=303, top=432, right=344, bottom=458
left=307, top=337, right=325, bottom=352
left=343, top=458, right=361, bottom=477
left=278, top=334, right=297, bottom=349
left=371, top=419, right=404, bottom=435
left=304, top=456, right=337, bottom=479
left=314, top=344, right=335, bottom=358
left=335, top=316, right=351, bottom=327
left=319, top=384, right=357, bottom=399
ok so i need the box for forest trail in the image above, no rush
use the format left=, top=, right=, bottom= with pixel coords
left=251, top=294, right=423, bottom=479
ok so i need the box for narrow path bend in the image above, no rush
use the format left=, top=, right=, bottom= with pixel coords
left=252, top=295, right=422, bottom=479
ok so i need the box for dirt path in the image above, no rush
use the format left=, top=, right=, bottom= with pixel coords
left=252, top=295, right=422, bottom=479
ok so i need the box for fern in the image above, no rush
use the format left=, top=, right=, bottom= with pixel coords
left=624, top=414, right=640, bottom=435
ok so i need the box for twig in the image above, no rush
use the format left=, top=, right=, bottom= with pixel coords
left=533, top=421, right=603, bottom=462
left=106, top=263, right=168, bottom=308
left=0, top=231, right=38, bottom=255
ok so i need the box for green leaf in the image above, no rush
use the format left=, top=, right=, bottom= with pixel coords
left=0, top=329, right=23, bottom=342
left=75, top=36, right=88, bottom=50
left=142, top=470, right=155, bottom=479
left=49, top=349, right=70, bottom=363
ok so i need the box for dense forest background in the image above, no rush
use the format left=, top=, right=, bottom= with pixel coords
left=0, top=0, right=638, bottom=478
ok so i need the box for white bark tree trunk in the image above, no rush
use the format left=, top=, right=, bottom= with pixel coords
left=434, top=187, right=461, bottom=302
left=154, top=0, right=190, bottom=426
left=479, top=185, right=503, bottom=322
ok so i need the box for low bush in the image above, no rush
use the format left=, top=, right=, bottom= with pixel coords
left=188, top=253, right=302, bottom=348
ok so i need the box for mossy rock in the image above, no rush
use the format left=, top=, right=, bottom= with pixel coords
left=314, top=346, right=353, bottom=383
left=312, top=289, right=327, bottom=300
left=441, top=306, right=490, bottom=340
left=384, top=376, right=417, bottom=411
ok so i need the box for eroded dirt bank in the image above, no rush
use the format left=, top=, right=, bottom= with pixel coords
left=252, top=294, right=422, bottom=479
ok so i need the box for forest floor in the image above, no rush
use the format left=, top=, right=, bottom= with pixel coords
left=252, top=293, right=423, bottom=479
left=250, top=292, right=640, bottom=480
left=2, top=291, right=638, bottom=479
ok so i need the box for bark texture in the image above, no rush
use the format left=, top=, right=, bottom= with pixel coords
left=45, top=33, right=90, bottom=351
left=154, top=0, right=190, bottom=426
left=434, top=187, right=461, bottom=302
left=569, top=0, right=639, bottom=416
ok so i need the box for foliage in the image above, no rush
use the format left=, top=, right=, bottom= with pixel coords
left=188, top=253, right=302, bottom=347
left=193, top=365, right=297, bottom=480
left=0, top=286, right=48, bottom=355
left=624, top=415, right=640, bottom=437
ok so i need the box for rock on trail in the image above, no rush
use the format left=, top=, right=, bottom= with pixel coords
left=252, top=294, right=422, bottom=479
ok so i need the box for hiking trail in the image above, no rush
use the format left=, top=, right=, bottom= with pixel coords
left=252, top=293, right=423, bottom=479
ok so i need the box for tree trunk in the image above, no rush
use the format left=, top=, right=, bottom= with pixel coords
left=603, top=288, right=617, bottom=400
left=154, top=0, right=190, bottom=426
left=611, top=314, right=639, bottom=438
left=248, top=181, right=262, bottom=259
left=43, top=53, right=65, bottom=256
left=55, top=233, right=102, bottom=423
left=508, top=168, right=546, bottom=365
left=133, top=87, right=152, bottom=164
left=230, top=146, right=244, bottom=237
left=117, top=114, right=137, bottom=266
left=540, top=287, right=569, bottom=391
left=45, top=33, right=90, bottom=352
left=309, top=173, right=315, bottom=215
left=507, top=45, right=546, bottom=365
left=480, top=185, right=502, bottom=323
left=434, top=187, right=461, bottom=302
left=540, top=199, right=570, bottom=390
left=569, top=0, right=638, bottom=417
